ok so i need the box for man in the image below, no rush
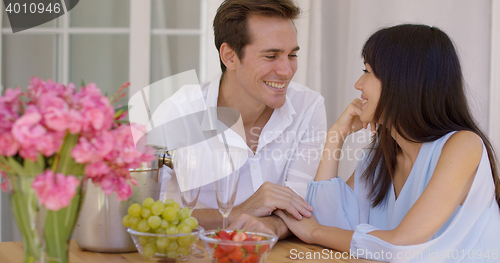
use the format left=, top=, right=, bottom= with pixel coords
left=161, top=0, right=326, bottom=238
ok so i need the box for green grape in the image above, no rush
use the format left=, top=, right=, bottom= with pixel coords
left=170, top=202, right=181, bottom=211
left=156, top=237, right=170, bottom=250
left=177, top=236, right=193, bottom=247
left=166, top=225, right=179, bottom=235
left=142, top=243, right=157, bottom=258
left=177, top=223, right=191, bottom=234
left=151, top=201, right=165, bottom=216
left=141, top=208, right=152, bottom=219
left=139, top=236, right=149, bottom=246
left=129, top=216, right=140, bottom=229
left=166, top=251, right=179, bottom=259
left=170, top=215, right=180, bottom=225
left=161, top=207, right=177, bottom=221
left=148, top=237, right=157, bottom=244
left=122, top=215, right=131, bottom=228
left=163, top=198, right=176, bottom=207
left=137, top=219, right=151, bottom=232
left=182, top=217, right=198, bottom=230
left=157, top=246, right=167, bottom=255
left=127, top=203, right=142, bottom=217
left=154, top=227, right=165, bottom=234
left=148, top=216, right=161, bottom=229
left=177, top=246, right=191, bottom=256
left=178, top=207, right=191, bottom=221
left=142, top=197, right=155, bottom=209
left=166, top=240, right=179, bottom=252
left=160, top=219, right=169, bottom=229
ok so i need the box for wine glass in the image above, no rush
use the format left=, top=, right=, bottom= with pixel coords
left=212, top=146, right=246, bottom=229
left=172, top=146, right=206, bottom=212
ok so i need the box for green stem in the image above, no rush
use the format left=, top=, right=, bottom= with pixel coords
left=9, top=176, right=42, bottom=263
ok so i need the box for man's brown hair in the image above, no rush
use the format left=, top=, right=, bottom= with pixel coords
left=213, top=0, right=300, bottom=73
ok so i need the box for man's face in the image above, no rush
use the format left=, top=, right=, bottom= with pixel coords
left=233, top=15, right=299, bottom=109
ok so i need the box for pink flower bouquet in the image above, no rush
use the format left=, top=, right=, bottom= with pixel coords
left=0, top=77, right=155, bottom=210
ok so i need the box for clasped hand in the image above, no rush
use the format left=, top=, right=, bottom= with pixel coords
left=231, top=181, right=313, bottom=220
left=227, top=182, right=313, bottom=237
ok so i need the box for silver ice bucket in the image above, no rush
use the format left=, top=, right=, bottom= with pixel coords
left=74, top=146, right=172, bottom=252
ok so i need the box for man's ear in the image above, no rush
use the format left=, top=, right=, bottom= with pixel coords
left=220, top=43, right=237, bottom=71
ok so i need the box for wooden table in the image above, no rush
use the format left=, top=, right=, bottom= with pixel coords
left=0, top=238, right=376, bottom=262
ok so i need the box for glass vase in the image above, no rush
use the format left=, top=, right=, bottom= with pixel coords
left=8, top=175, right=46, bottom=263
left=7, top=174, right=85, bottom=263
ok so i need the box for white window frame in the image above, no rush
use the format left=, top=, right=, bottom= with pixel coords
left=489, top=0, right=500, bottom=151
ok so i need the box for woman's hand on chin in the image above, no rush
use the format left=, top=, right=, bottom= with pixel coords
left=330, top=98, right=374, bottom=138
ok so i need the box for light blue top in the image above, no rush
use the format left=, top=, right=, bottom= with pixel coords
left=306, top=132, right=500, bottom=262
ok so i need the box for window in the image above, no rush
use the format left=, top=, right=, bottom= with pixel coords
left=0, top=0, right=206, bottom=242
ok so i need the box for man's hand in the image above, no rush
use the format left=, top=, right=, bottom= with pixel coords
left=228, top=213, right=291, bottom=239
left=230, top=182, right=313, bottom=221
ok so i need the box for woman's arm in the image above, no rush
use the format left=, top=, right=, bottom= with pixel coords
left=314, top=99, right=374, bottom=181
left=278, top=131, right=483, bottom=250
left=370, top=130, right=482, bottom=245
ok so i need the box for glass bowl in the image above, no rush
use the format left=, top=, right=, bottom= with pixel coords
left=127, top=226, right=204, bottom=261
left=199, top=229, right=278, bottom=263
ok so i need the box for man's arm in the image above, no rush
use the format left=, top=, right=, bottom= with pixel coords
left=191, top=208, right=225, bottom=231
left=192, top=207, right=291, bottom=239
left=284, top=96, right=327, bottom=196
left=229, top=213, right=292, bottom=239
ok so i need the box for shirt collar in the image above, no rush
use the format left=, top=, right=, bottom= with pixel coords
left=205, top=73, right=298, bottom=151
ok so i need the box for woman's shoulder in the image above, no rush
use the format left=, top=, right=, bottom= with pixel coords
left=441, top=130, right=483, bottom=157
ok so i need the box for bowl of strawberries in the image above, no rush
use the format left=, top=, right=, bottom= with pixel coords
left=199, top=229, right=278, bottom=263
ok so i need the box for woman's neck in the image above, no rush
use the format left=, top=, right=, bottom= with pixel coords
left=391, top=130, right=423, bottom=166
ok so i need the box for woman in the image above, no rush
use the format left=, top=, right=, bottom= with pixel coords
left=275, top=24, right=500, bottom=262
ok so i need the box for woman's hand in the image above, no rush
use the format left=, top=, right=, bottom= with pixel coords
left=330, top=98, right=376, bottom=137
left=314, top=99, right=375, bottom=181
left=274, top=210, right=320, bottom=244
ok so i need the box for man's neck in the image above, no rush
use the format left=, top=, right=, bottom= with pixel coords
left=218, top=73, right=275, bottom=152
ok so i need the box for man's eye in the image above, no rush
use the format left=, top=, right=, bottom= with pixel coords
left=266, top=55, right=276, bottom=59
left=289, top=54, right=298, bottom=58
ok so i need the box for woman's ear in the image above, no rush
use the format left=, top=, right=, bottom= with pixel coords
left=220, top=43, right=237, bottom=71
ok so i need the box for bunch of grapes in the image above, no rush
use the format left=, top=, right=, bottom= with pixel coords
left=122, top=198, right=199, bottom=259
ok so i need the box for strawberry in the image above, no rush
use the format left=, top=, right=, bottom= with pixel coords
left=249, top=235, right=264, bottom=241
left=218, top=243, right=235, bottom=253
left=242, top=237, right=256, bottom=254
left=217, top=230, right=232, bottom=240
left=258, top=244, right=270, bottom=254
left=232, top=231, right=248, bottom=242
left=242, top=254, right=259, bottom=263
left=214, top=247, right=226, bottom=259
left=228, top=247, right=245, bottom=261
left=218, top=256, right=230, bottom=263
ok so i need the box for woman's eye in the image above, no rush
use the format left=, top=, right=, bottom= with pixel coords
left=363, top=69, right=369, bottom=73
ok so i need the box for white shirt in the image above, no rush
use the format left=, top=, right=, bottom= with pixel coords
left=159, top=74, right=327, bottom=209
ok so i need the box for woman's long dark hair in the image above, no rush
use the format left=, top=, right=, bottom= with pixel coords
left=361, top=24, right=500, bottom=208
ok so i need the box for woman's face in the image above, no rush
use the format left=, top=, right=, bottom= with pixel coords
left=355, top=63, right=382, bottom=124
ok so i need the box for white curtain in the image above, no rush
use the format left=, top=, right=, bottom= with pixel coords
left=203, top=0, right=494, bottom=179
left=301, top=0, right=493, bottom=179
